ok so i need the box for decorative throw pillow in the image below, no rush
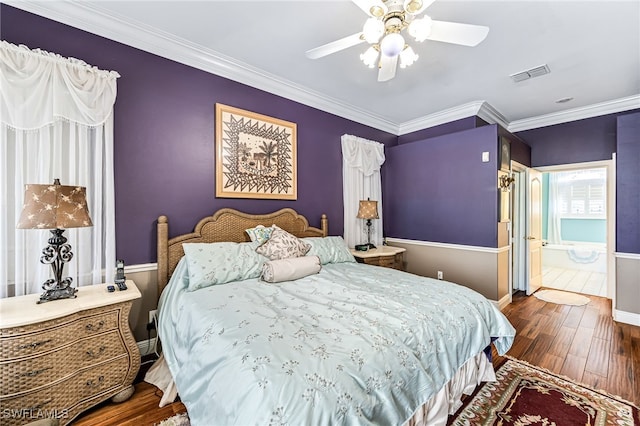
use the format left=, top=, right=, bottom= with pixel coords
left=245, top=225, right=273, bottom=244
left=304, top=236, right=356, bottom=265
left=255, top=226, right=311, bottom=260
left=183, top=242, right=267, bottom=291
left=261, top=256, right=321, bottom=283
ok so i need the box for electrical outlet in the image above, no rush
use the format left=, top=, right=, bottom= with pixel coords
left=149, top=309, right=157, bottom=324
left=437, top=271, right=443, bottom=280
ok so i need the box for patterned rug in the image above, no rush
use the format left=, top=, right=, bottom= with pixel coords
left=449, top=357, right=639, bottom=425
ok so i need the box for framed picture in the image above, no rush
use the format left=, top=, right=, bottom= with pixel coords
left=499, top=137, right=511, bottom=172
left=215, top=104, right=297, bottom=199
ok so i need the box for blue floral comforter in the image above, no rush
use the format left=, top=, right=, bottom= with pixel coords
left=158, top=259, right=515, bottom=426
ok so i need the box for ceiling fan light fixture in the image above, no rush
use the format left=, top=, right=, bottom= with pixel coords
left=363, top=17, right=385, bottom=43
left=399, top=46, right=418, bottom=68
left=408, top=15, right=433, bottom=42
left=403, top=0, right=427, bottom=15
left=360, top=45, right=379, bottom=68
left=380, top=32, right=405, bottom=57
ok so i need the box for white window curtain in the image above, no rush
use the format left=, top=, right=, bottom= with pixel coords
left=341, top=134, right=385, bottom=248
left=0, top=41, right=119, bottom=297
left=546, top=172, right=562, bottom=244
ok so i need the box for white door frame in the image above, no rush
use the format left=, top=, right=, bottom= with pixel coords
left=511, top=161, right=528, bottom=293
left=534, top=158, right=616, bottom=306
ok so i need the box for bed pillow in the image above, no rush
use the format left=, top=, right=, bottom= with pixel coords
left=245, top=225, right=274, bottom=244
left=255, top=226, right=311, bottom=260
left=304, top=236, right=356, bottom=265
left=261, top=255, right=321, bottom=283
left=183, top=242, right=267, bottom=291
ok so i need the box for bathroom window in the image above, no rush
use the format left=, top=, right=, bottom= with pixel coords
left=557, top=168, right=606, bottom=219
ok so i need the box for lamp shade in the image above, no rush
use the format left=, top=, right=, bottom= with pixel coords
left=16, top=180, right=92, bottom=229
left=356, top=200, right=379, bottom=220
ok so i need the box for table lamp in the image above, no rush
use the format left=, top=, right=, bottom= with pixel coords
left=16, top=179, right=93, bottom=303
left=356, top=199, right=379, bottom=249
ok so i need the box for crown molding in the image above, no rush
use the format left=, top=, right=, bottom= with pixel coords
left=476, top=101, right=510, bottom=129
left=507, top=95, right=640, bottom=133
left=397, top=101, right=484, bottom=135
left=5, top=1, right=638, bottom=137
left=5, top=0, right=399, bottom=135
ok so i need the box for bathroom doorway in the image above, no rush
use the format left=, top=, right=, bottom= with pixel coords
left=540, top=167, right=607, bottom=297
left=510, top=159, right=616, bottom=302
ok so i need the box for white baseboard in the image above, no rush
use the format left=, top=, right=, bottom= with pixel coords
left=613, top=309, right=640, bottom=326
left=491, top=293, right=512, bottom=311
left=137, top=338, right=157, bottom=357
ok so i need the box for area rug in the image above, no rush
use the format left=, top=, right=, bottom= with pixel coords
left=533, top=289, right=591, bottom=306
left=449, top=357, right=639, bottom=425
left=156, top=413, right=189, bottom=426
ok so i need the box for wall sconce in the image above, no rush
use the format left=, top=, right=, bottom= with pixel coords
left=16, top=179, right=93, bottom=303
left=499, top=173, right=515, bottom=191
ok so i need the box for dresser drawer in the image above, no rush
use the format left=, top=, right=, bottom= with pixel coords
left=1, top=310, right=119, bottom=360
left=1, top=330, right=126, bottom=396
left=0, top=356, right=129, bottom=426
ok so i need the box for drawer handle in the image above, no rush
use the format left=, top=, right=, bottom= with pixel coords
left=86, top=375, right=105, bottom=388
left=19, top=366, right=52, bottom=378
left=18, top=339, right=52, bottom=350
left=85, top=320, right=105, bottom=332
left=27, top=399, right=53, bottom=411
left=86, top=346, right=106, bottom=358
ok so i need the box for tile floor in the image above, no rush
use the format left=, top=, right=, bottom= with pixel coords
left=542, top=266, right=607, bottom=297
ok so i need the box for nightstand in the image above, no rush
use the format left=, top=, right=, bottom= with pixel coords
left=0, top=281, right=141, bottom=426
left=350, top=246, right=406, bottom=270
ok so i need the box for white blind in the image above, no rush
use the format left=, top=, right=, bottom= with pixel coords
left=557, top=168, right=606, bottom=218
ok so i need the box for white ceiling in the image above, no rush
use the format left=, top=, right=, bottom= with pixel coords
left=8, top=0, right=640, bottom=134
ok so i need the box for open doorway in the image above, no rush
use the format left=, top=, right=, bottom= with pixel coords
left=510, top=159, right=616, bottom=303
left=539, top=167, right=607, bottom=297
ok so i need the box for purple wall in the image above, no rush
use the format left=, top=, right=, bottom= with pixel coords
left=616, top=111, right=640, bottom=254
left=1, top=5, right=397, bottom=264
left=385, top=125, right=500, bottom=247
left=398, top=117, right=477, bottom=144
left=516, top=113, right=619, bottom=167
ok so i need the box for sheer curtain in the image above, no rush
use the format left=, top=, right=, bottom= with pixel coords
left=0, top=41, right=119, bottom=297
left=341, top=134, right=385, bottom=248
left=546, top=172, right=562, bottom=244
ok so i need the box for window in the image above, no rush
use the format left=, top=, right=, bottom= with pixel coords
left=556, top=168, right=606, bottom=218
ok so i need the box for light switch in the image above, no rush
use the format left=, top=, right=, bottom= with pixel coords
left=482, top=151, right=490, bottom=162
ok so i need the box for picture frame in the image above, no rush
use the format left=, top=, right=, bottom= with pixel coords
left=215, top=104, right=297, bottom=200
left=499, top=137, right=511, bottom=172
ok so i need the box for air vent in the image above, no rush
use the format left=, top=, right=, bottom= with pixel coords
left=510, top=64, right=550, bottom=82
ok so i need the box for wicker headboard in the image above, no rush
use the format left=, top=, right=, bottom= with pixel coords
left=157, top=208, right=328, bottom=296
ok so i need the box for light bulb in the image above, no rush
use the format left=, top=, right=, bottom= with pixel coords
left=408, top=15, right=432, bottom=42
left=399, top=46, right=418, bottom=68
left=380, top=33, right=405, bottom=57
left=362, top=17, right=384, bottom=44
left=360, top=46, right=379, bottom=68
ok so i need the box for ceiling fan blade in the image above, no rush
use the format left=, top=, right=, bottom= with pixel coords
left=377, top=54, right=398, bottom=82
left=352, top=0, right=388, bottom=17
left=305, top=33, right=365, bottom=59
left=426, top=20, right=490, bottom=47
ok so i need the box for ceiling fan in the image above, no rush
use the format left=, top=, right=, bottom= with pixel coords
left=305, top=0, right=489, bottom=82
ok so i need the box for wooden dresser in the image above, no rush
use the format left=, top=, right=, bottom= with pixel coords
left=0, top=281, right=141, bottom=425
left=350, top=246, right=406, bottom=270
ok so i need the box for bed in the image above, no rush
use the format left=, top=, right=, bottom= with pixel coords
left=152, top=208, right=515, bottom=426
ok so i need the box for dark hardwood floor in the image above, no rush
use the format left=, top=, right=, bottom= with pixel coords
left=74, top=289, right=639, bottom=425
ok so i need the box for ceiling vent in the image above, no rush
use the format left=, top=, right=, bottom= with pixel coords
left=510, top=64, right=550, bottom=82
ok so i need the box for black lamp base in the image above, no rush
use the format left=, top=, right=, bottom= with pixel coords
left=37, top=228, right=78, bottom=304
left=38, top=286, right=77, bottom=304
